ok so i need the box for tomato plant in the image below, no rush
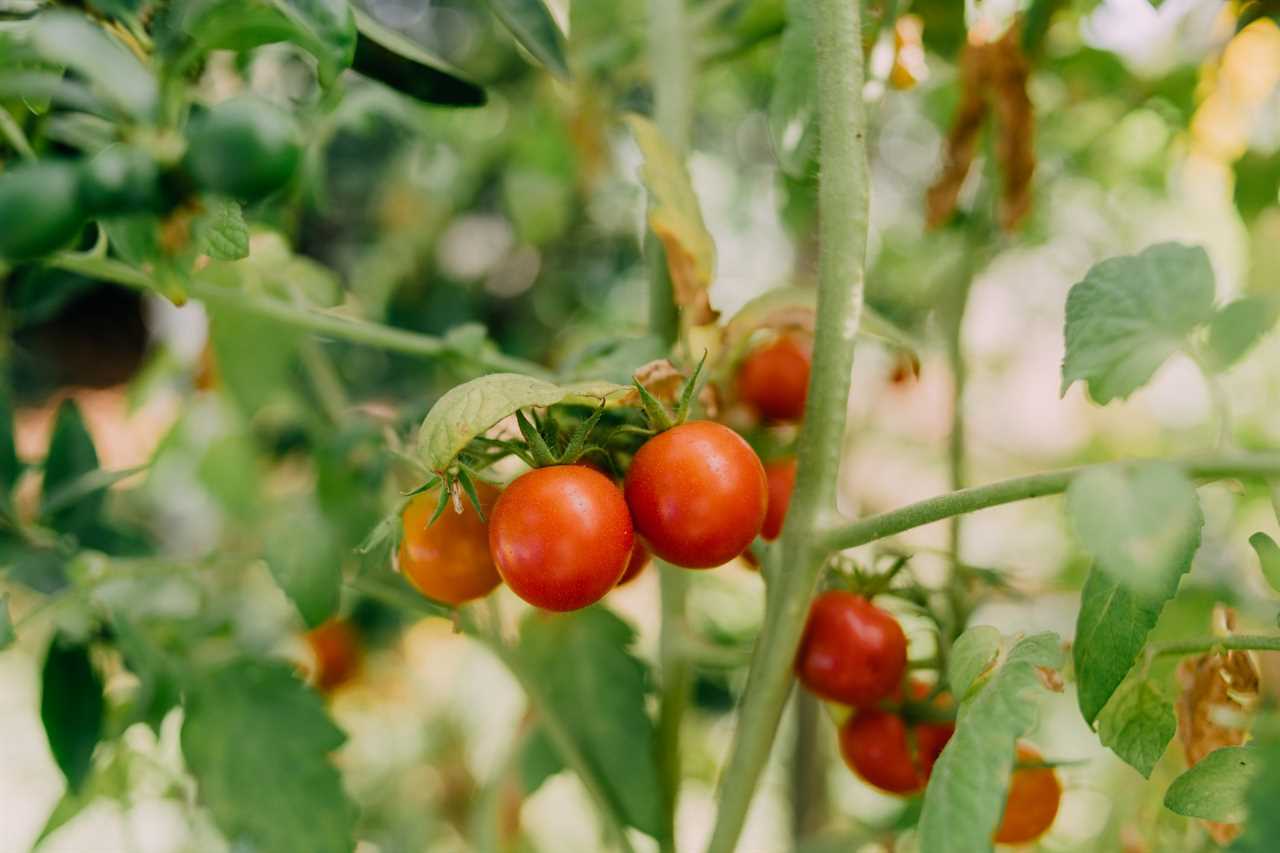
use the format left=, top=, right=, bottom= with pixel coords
left=2, top=0, right=1280, bottom=851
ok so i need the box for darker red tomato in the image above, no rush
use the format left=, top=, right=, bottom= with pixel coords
left=839, top=709, right=954, bottom=795
left=761, top=457, right=797, bottom=541
left=624, top=421, right=767, bottom=569
left=617, top=541, right=651, bottom=586
left=400, top=482, right=501, bottom=606
left=795, top=590, right=907, bottom=706
left=736, top=335, right=811, bottom=421
left=305, top=619, right=362, bottom=693
left=994, top=745, right=1061, bottom=844
left=489, top=465, right=634, bottom=611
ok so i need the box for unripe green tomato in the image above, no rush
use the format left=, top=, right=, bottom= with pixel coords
left=183, top=96, right=302, bottom=201
left=78, top=145, right=165, bottom=215
left=0, top=161, right=85, bottom=261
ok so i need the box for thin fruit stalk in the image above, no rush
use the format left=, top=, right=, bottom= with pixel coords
left=704, top=0, right=871, bottom=848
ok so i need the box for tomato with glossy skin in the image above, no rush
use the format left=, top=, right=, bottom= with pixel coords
left=737, top=335, right=811, bottom=421
left=617, top=541, right=651, bottom=586
left=305, top=619, right=361, bottom=693
left=184, top=96, right=302, bottom=201
left=490, top=465, right=634, bottom=611
left=994, top=745, right=1061, bottom=844
left=795, top=590, right=907, bottom=706
left=839, top=709, right=954, bottom=794
left=0, top=162, right=85, bottom=261
left=761, top=457, right=797, bottom=541
left=624, top=421, right=767, bottom=569
left=400, top=482, right=501, bottom=605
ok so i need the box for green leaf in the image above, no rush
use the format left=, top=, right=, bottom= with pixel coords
left=165, top=0, right=356, bottom=85
left=0, top=593, right=14, bottom=650
left=111, top=617, right=181, bottom=734
left=415, top=374, right=625, bottom=473
left=1066, top=462, right=1203, bottom=598
left=265, top=499, right=341, bottom=628
left=1249, top=532, right=1280, bottom=595
left=918, top=633, right=1065, bottom=853
left=1096, top=675, right=1176, bottom=778
left=626, top=113, right=717, bottom=323
left=40, top=635, right=105, bottom=792
left=1074, top=565, right=1189, bottom=726
left=1207, top=297, right=1278, bottom=371
left=768, top=0, right=816, bottom=177
left=947, top=625, right=1001, bottom=700
left=29, top=12, right=158, bottom=119
left=483, top=0, right=569, bottom=79
left=1165, top=746, right=1260, bottom=822
left=517, top=607, right=666, bottom=838
left=518, top=726, right=563, bottom=795
left=1061, top=243, right=1217, bottom=404
left=181, top=660, right=357, bottom=853
left=1231, top=720, right=1280, bottom=851
left=351, top=9, right=485, bottom=106
left=40, top=400, right=103, bottom=537
left=194, top=198, right=250, bottom=261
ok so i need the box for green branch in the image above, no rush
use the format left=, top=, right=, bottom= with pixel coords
left=1148, top=634, right=1280, bottom=658
left=822, top=454, right=1280, bottom=552
left=48, top=253, right=552, bottom=379
left=705, top=0, right=870, bottom=848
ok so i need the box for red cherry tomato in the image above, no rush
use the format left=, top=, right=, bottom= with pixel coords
left=795, top=590, right=907, bottom=706
left=400, top=482, right=501, bottom=606
left=737, top=335, right=811, bottom=421
left=761, top=457, right=797, bottom=541
left=624, top=421, right=767, bottom=569
left=994, top=745, right=1061, bottom=845
left=839, top=709, right=955, bottom=795
left=617, top=541, right=651, bottom=586
left=305, top=619, right=362, bottom=693
left=489, top=466, right=634, bottom=611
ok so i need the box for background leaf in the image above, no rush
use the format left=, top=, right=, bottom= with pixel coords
left=947, top=625, right=1001, bottom=700
left=264, top=498, right=341, bottom=628
left=1230, top=719, right=1280, bottom=851
left=1249, top=532, right=1280, bottom=594
left=1066, top=463, right=1203, bottom=598
left=483, top=0, right=569, bottom=79
left=768, top=0, right=816, bottom=177
left=351, top=9, right=485, bottom=106
left=1096, top=675, right=1176, bottom=778
left=40, top=635, right=104, bottom=792
left=0, top=594, right=12, bottom=650
left=1164, top=745, right=1259, bottom=822
left=194, top=199, right=250, bottom=261
left=918, top=633, right=1065, bottom=853
left=1206, top=296, right=1279, bottom=371
left=1061, top=243, right=1216, bottom=404
left=181, top=660, right=358, bottom=853
left=517, top=607, right=667, bottom=838
left=30, top=12, right=158, bottom=119
left=40, top=400, right=103, bottom=537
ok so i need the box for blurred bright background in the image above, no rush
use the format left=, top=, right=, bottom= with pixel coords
left=3, top=0, right=1280, bottom=851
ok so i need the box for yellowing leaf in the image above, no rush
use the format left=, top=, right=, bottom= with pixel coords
left=626, top=114, right=717, bottom=325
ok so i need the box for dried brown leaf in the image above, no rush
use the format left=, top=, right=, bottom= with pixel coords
left=1176, top=608, right=1261, bottom=767
left=925, top=37, right=988, bottom=228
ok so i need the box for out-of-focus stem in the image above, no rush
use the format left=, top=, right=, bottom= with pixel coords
left=704, top=0, right=870, bottom=847
left=789, top=690, right=827, bottom=842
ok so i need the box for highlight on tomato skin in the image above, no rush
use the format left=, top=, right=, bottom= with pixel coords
left=993, top=744, right=1062, bottom=845
left=399, top=483, right=502, bottom=606
left=624, top=420, right=768, bottom=569
left=489, top=465, right=634, bottom=612
left=795, top=590, right=908, bottom=707
left=761, top=456, right=797, bottom=541
left=305, top=619, right=362, bottom=694
left=736, top=335, right=812, bottom=422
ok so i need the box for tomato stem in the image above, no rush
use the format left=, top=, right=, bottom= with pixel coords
left=1146, top=633, right=1280, bottom=658
left=705, top=0, right=871, bottom=847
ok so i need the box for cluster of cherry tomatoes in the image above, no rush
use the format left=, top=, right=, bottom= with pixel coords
left=795, top=591, right=1061, bottom=844
left=397, top=333, right=812, bottom=613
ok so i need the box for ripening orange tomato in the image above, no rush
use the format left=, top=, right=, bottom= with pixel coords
left=736, top=335, right=811, bottom=421
left=399, top=483, right=502, bottom=606
left=994, top=745, right=1061, bottom=845
left=306, top=619, right=362, bottom=693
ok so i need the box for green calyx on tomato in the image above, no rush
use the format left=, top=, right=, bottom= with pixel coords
left=0, top=161, right=86, bottom=261
left=183, top=96, right=302, bottom=201
left=630, top=350, right=707, bottom=433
